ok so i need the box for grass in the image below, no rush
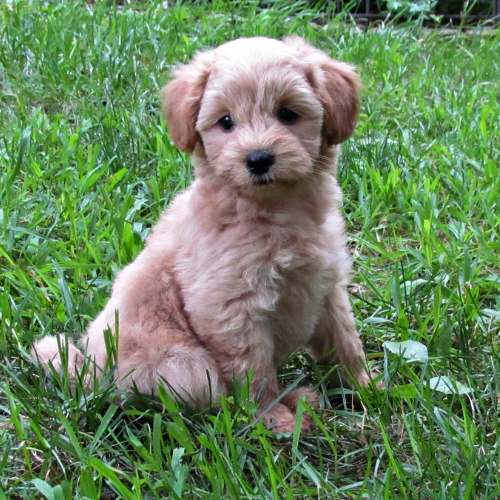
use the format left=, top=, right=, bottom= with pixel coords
left=1, top=0, right=499, bottom=498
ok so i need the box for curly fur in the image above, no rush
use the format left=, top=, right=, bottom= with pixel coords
left=32, top=36, right=371, bottom=433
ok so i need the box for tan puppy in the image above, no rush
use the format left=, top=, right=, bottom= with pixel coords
left=33, top=36, right=371, bottom=433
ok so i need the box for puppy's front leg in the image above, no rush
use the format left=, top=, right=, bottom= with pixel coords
left=204, top=331, right=302, bottom=433
left=308, top=285, right=371, bottom=388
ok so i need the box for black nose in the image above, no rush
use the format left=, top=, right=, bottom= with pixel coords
left=246, top=149, right=275, bottom=176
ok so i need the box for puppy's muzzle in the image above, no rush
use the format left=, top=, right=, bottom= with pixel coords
left=246, top=149, right=275, bottom=177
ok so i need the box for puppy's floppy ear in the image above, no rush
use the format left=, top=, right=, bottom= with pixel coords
left=162, top=50, right=214, bottom=153
left=285, top=36, right=361, bottom=146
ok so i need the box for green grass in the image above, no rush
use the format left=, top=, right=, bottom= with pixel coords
left=1, top=1, right=499, bottom=498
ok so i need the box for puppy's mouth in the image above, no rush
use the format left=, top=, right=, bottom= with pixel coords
left=253, top=177, right=275, bottom=186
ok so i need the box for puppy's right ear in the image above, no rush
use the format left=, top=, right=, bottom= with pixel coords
left=162, top=50, right=214, bottom=153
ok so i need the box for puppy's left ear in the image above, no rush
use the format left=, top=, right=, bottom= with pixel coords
left=162, top=49, right=214, bottom=153
left=285, top=36, right=361, bottom=146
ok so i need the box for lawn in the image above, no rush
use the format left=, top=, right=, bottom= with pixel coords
left=1, top=1, right=499, bottom=498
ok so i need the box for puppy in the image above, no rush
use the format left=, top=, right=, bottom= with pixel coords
left=33, top=36, right=371, bottom=433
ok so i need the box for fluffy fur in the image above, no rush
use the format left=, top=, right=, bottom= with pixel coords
left=32, top=36, right=371, bottom=433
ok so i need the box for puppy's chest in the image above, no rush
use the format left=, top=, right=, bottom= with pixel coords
left=179, top=217, right=333, bottom=346
left=227, top=222, right=332, bottom=323
left=237, top=221, right=331, bottom=283
left=269, top=238, right=332, bottom=356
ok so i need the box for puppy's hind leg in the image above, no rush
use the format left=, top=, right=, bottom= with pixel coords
left=111, top=270, right=227, bottom=408
left=156, top=348, right=226, bottom=408
left=118, top=336, right=226, bottom=408
left=307, top=285, right=371, bottom=389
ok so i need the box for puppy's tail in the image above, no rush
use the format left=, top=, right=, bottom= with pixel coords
left=31, top=336, right=84, bottom=381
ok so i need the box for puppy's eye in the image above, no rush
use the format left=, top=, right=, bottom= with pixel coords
left=278, top=108, right=299, bottom=124
left=219, top=115, right=235, bottom=131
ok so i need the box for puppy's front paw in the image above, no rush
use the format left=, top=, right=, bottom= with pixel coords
left=356, top=371, right=371, bottom=388
left=260, top=402, right=313, bottom=434
left=261, top=403, right=296, bottom=433
left=280, top=386, right=320, bottom=411
left=356, top=370, right=383, bottom=389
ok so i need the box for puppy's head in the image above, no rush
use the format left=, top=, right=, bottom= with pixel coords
left=163, top=37, right=360, bottom=189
